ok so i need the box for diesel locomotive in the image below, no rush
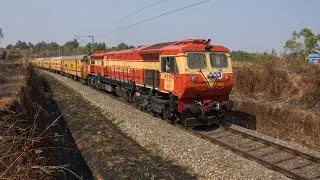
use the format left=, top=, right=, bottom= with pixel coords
left=31, top=39, right=234, bottom=126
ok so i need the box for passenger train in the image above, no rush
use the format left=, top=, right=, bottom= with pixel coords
left=31, top=39, right=234, bottom=126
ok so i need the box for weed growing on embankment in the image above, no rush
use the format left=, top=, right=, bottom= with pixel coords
left=232, top=54, right=320, bottom=150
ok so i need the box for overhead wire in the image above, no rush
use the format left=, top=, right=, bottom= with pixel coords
left=95, top=0, right=210, bottom=37
left=92, top=0, right=166, bottom=36
left=115, top=0, right=167, bottom=23
left=74, top=35, right=88, bottom=44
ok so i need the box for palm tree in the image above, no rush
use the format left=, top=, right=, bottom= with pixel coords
left=284, top=28, right=320, bottom=54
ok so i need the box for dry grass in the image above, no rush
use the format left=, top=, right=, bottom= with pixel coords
left=0, top=65, right=85, bottom=179
left=232, top=54, right=320, bottom=149
left=233, top=55, right=320, bottom=106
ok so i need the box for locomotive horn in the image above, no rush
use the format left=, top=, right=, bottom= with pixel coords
left=205, top=39, right=212, bottom=51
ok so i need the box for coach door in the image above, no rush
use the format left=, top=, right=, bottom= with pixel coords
left=160, top=56, right=178, bottom=92
left=81, top=56, right=89, bottom=78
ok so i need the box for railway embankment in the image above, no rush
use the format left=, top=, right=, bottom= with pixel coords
left=232, top=63, right=320, bottom=150
left=40, top=70, right=290, bottom=180
left=0, top=62, right=92, bottom=179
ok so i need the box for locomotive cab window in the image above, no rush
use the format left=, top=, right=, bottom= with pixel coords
left=187, top=53, right=207, bottom=69
left=161, top=56, right=178, bottom=73
left=210, top=53, right=228, bottom=68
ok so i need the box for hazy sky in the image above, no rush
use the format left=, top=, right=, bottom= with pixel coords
left=1, top=0, right=319, bottom=53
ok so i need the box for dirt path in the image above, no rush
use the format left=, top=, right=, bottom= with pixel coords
left=45, top=74, right=197, bottom=179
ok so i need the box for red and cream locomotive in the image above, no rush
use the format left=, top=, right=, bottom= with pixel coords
left=32, top=39, right=234, bottom=126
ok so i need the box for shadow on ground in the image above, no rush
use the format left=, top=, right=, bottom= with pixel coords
left=35, top=72, right=94, bottom=179
left=227, top=110, right=257, bottom=130
left=43, top=72, right=198, bottom=180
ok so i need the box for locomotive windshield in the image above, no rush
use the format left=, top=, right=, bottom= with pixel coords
left=187, top=53, right=207, bottom=69
left=209, top=53, right=228, bottom=68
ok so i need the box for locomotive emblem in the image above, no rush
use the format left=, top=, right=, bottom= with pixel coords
left=208, top=70, right=223, bottom=80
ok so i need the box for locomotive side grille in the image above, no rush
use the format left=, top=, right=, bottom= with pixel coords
left=144, top=70, right=160, bottom=88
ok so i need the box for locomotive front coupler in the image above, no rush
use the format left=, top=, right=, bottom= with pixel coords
left=220, top=100, right=234, bottom=111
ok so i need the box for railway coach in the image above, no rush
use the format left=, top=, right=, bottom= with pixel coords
left=50, top=56, right=63, bottom=73
left=31, top=58, right=43, bottom=68
left=61, top=55, right=89, bottom=79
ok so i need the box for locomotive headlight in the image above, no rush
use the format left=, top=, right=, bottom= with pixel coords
left=225, top=75, right=230, bottom=80
left=191, top=76, right=198, bottom=82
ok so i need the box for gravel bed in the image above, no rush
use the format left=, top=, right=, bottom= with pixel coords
left=230, top=124, right=320, bottom=159
left=42, top=70, right=290, bottom=180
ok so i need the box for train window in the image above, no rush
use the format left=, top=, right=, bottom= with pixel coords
left=210, top=53, right=228, bottom=68
left=161, top=56, right=178, bottom=73
left=187, top=53, right=207, bottom=69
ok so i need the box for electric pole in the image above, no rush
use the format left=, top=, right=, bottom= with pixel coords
left=88, top=35, right=94, bottom=54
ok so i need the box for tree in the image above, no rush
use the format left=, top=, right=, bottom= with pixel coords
left=34, top=41, right=48, bottom=52
left=284, top=28, right=320, bottom=54
left=271, top=49, right=277, bottom=57
left=6, top=44, right=13, bottom=50
left=64, top=39, right=80, bottom=49
left=15, top=40, right=30, bottom=50
left=86, top=42, right=106, bottom=53
left=0, top=28, right=3, bottom=45
left=62, top=39, right=80, bottom=55
left=117, top=42, right=129, bottom=50
left=28, top=42, right=34, bottom=50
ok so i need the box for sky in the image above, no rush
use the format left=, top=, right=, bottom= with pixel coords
left=0, top=0, right=319, bottom=53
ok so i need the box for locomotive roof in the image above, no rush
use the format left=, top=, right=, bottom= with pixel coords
left=90, top=39, right=229, bottom=60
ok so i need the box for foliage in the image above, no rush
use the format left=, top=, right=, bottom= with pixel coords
left=271, top=49, right=277, bottom=57
left=6, top=39, right=135, bottom=57
left=64, top=39, right=80, bottom=49
left=86, top=42, right=106, bottom=53
left=284, top=39, right=302, bottom=53
left=284, top=28, right=320, bottom=54
left=6, top=44, right=13, bottom=50
left=230, top=50, right=276, bottom=62
left=15, top=40, right=31, bottom=50
left=0, top=28, right=3, bottom=44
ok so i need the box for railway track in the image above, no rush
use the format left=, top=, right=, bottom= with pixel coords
left=43, top=70, right=320, bottom=180
left=192, top=126, right=320, bottom=180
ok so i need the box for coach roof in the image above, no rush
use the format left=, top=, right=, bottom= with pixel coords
left=50, top=56, right=63, bottom=60
left=61, top=54, right=88, bottom=60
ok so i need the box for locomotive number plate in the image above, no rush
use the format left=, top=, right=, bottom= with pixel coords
left=163, top=73, right=174, bottom=91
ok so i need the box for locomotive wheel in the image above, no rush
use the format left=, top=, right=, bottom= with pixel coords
left=219, top=115, right=231, bottom=127
left=162, top=108, right=169, bottom=119
left=94, top=79, right=100, bottom=90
